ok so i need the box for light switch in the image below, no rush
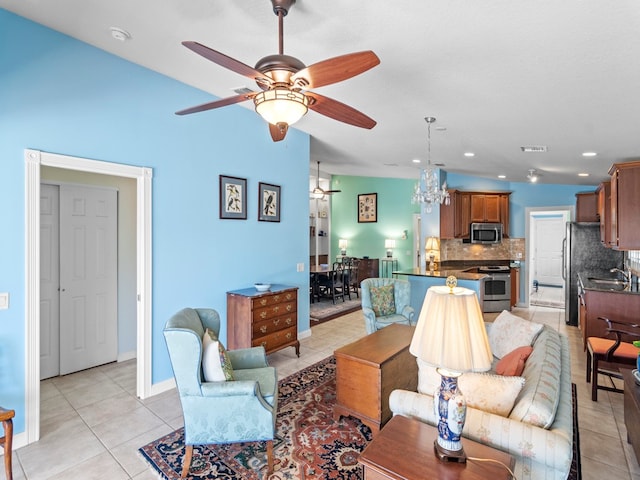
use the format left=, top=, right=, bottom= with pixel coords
left=0, top=293, right=8, bottom=310
left=297, top=263, right=305, bottom=272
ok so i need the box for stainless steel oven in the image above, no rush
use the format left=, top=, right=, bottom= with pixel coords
left=479, top=266, right=511, bottom=312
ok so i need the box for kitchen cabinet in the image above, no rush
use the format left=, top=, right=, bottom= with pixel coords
left=608, top=161, right=640, bottom=250
left=596, top=182, right=612, bottom=246
left=440, top=191, right=510, bottom=239
left=227, top=285, right=300, bottom=356
left=510, top=267, right=520, bottom=307
left=471, top=194, right=501, bottom=223
left=575, top=192, right=599, bottom=223
left=581, top=288, right=640, bottom=351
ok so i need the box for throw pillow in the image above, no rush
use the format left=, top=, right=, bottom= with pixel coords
left=202, top=328, right=234, bottom=382
left=417, top=359, right=525, bottom=417
left=496, top=345, right=534, bottom=376
left=370, top=283, right=396, bottom=316
left=488, top=310, right=543, bottom=359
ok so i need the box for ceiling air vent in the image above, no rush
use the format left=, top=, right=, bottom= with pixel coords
left=520, top=145, right=548, bottom=153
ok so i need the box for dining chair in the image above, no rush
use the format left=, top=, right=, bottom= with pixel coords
left=318, top=262, right=347, bottom=304
left=586, top=316, right=640, bottom=401
left=346, top=258, right=360, bottom=298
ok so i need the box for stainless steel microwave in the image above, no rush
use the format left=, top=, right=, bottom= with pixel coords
left=470, top=223, right=502, bottom=244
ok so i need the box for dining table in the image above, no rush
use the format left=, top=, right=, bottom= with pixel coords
left=309, top=264, right=351, bottom=303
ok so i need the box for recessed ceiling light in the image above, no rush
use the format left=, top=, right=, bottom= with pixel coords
left=464, top=152, right=475, bottom=157
left=412, top=159, right=421, bottom=164
left=498, top=175, right=506, bottom=179
left=582, top=152, right=597, bottom=157
left=578, top=173, right=590, bottom=177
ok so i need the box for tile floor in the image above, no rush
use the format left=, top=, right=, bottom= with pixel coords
left=3, top=304, right=639, bottom=479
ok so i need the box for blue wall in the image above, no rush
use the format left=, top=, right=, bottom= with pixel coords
left=0, top=10, right=310, bottom=435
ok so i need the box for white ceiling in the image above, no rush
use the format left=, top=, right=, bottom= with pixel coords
left=3, top=0, right=640, bottom=185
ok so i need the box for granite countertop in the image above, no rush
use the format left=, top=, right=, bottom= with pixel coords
left=393, top=267, right=487, bottom=281
left=578, top=272, right=640, bottom=294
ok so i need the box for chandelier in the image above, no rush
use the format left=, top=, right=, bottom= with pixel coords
left=411, top=117, right=450, bottom=212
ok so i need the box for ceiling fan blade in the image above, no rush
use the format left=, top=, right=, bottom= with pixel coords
left=175, top=93, right=255, bottom=116
left=306, top=92, right=376, bottom=129
left=323, top=189, right=342, bottom=194
left=291, top=51, right=380, bottom=89
left=269, top=123, right=288, bottom=142
left=182, top=41, right=273, bottom=87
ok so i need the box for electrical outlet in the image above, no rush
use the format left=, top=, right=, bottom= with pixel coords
left=297, top=263, right=304, bottom=272
left=0, top=293, right=8, bottom=310
left=517, top=252, right=522, bottom=258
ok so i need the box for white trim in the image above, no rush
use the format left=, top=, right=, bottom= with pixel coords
left=24, top=149, right=153, bottom=446
left=117, top=351, right=137, bottom=363
left=149, top=377, right=176, bottom=397
left=298, top=328, right=312, bottom=339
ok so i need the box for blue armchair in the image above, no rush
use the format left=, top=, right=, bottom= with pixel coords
left=361, top=278, right=415, bottom=334
left=163, top=308, right=278, bottom=478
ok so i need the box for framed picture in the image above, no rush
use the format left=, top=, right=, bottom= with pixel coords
left=219, top=175, right=247, bottom=220
left=358, top=193, right=377, bottom=223
left=258, top=182, right=281, bottom=222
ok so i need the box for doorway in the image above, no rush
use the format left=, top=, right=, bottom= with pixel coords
left=40, top=183, right=119, bottom=379
left=24, top=149, right=152, bottom=446
left=525, top=206, right=572, bottom=308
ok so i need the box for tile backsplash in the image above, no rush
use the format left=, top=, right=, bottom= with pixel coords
left=441, top=238, right=525, bottom=262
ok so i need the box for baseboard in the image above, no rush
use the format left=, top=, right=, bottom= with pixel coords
left=299, top=328, right=312, bottom=339
left=149, top=376, right=176, bottom=397
left=117, top=350, right=136, bottom=362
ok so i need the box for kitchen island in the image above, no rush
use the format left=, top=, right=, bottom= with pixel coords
left=393, top=267, right=487, bottom=315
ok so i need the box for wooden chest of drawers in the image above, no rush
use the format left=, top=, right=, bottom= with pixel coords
left=226, top=285, right=300, bottom=356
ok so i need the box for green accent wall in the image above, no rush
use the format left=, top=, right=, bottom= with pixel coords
left=330, top=175, right=419, bottom=271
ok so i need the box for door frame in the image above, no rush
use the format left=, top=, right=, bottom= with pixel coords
left=524, top=206, right=573, bottom=307
left=24, top=149, right=153, bottom=445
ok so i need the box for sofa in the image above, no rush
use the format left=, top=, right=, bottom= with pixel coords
left=390, top=312, right=573, bottom=480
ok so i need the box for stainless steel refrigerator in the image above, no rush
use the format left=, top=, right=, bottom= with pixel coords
left=563, top=222, right=623, bottom=325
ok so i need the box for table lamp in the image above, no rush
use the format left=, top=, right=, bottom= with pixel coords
left=409, top=276, right=493, bottom=463
left=339, top=239, right=348, bottom=256
left=425, top=236, right=440, bottom=271
left=385, top=239, right=396, bottom=258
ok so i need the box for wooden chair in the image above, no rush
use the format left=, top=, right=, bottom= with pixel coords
left=317, top=262, right=347, bottom=304
left=0, top=407, right=15, bottom=480
left=586, top=316, right=640, bottom=401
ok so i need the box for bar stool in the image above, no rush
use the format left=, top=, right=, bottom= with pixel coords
left=0, top=407, right=14, bottom=480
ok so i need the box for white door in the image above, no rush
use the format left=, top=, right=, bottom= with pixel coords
left=59, top=185, right=118, bottom=375
left=40, top=185, right=60, bottom=380
left=534, top=217, right=565, bottom=287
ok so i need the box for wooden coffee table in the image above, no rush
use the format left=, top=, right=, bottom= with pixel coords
left=333, top=323, right=417, bottom=433
left=359, top=415, right=515, bottom=480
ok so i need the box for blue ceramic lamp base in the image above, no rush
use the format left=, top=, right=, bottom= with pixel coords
left=434, top=370, right=467, bottom=463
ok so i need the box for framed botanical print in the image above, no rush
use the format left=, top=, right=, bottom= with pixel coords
left=258, top=182, right=281, bottom=222
left=219, top=175, right=247, bottom=220
left=358, top=193, right=377, bottom=223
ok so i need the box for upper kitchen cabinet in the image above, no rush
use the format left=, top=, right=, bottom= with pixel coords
left=596, top=181, right=612, bottom=246
left=609, top=160, right=640, bottom=250
left=575, top=191, right=599, bottom=223
left=440, top=190, right=510, bottom=239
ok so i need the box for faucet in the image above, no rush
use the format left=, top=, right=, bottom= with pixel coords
left=610, top=267, right=631, bottom=283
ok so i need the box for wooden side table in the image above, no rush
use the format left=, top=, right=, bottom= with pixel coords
left=0, top=407, right=15, bottom=480
left=334, top=324, right=417, bottom=433
left=359, top=415, right=515, bottom=480
left=622, top=368, right=640, bottom=463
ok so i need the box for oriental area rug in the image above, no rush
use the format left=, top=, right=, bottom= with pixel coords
left=139, top=357, right=581, bottom=480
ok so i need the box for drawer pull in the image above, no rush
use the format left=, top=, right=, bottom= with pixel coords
left=285, top=318, right=292, bottom=325
left=274, top=295, right=281, bottom=302
left=286, top=293, right=293, bottom=300
left=274, top=319, right=280, bottom=326
left=273, top=306, right=280, bottom=313
left=260, top=325, right=267, bottom=334
left=286, top=332, right=292, bottom=340
left=286, top=305, right=292, bottom=312
left=260, top=299, right=267, bottom=306
left=261, top=341, right=267, bottom=348
left=260, top=311, right=267, bottom=319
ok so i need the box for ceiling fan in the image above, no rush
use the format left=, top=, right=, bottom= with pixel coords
left=311, top=161, right=341, bottom=197
left=176, top=0, right=380, bottom=142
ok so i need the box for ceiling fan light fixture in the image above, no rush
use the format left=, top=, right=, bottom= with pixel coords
left=254, top=88, right=308, bottom=126
left=527, top=169, right=538, bottom=183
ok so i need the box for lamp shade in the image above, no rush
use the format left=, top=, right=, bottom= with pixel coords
left=410, top=285, right=492, bottom=373
left=384, top=239, right=396, bottom=249
left=338, top=239, right=348, bottom=249
left=254, top=88, right=309, bottom=126
left=425, top=236, right=440, bottom=252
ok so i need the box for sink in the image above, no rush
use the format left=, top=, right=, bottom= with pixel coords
left=587, top=277, right=628, bottom=286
